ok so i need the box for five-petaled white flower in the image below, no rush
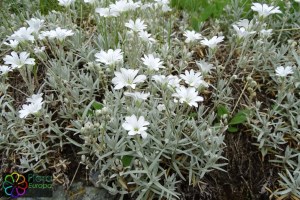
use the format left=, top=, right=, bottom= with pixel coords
left=157, top=104, right=166, bottom=111
left=161, top=4, right=172, bottom=12
left=110, top=0, right=140, bottom=14
left=95, top=7, right=119, bottom=17
left=122, top=115, right=150, bottom=139
left=183, top=30, right=202, bottom=43
left=155, top=0, right=169, bottom=5
left=19, top=93, right=44, bottom=118
left=172, top=86, right=204, bottom=107
left=154, top=0, right=171, bottom=12
left=3, top=51, right=35, bottom=69
left=260, top=29, right=273, bottom=37
left=9, top=27, right=34, bottom=43
left=141, top=54, right=164, bottom=71
left=127, top=0, right=141, bottom=10
left=84, top=0, right=96, bottom=4
left=180, top=69, right=208, bottom=88
left=235, top=19, right=256, bottom=31
left=275, top=66, right=294, bottom=77
left=124, top=91, right=150, bottom=100
left=4, top=40, right=19, bottom=48
left=58, top=0, right=75, bottom=7
left=34, top=46, right=46, bottom=54
left=232, top=25, right=256, bottom=38
left=251, top=3, right=282, bottom=18
left=152, top=74, right=181, bottom=88
left=0, top=65, right=13, bottom=75
left=95, top=49, right=123, bottom=66
left=141, top=3, right=153, bottom=10
left=112, top=68, right=146, bottom=89
left=26, top=18, right=44, bottom=33
left=196, top=60, right=215, bottom=74
left=40, top=27, right=74, bottom=41
left=110, top=0, right=128, bottom=13
left=201, top=36, right=224, bottom=49
left=138, top=31, right=156, bottom=44
left=125, top=18, right=147, bottom=33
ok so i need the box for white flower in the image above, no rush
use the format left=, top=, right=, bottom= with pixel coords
left=0, top=65, right=12, bottom=75
left=157, top=104, right=166, bottom=111
left=180, top=69, right=208, bottom=88
left=9, top=27, right=34, bottom=42
left=26, top=18, right=44, bottom=33
left=95, top=49, right=123, bottom=66
left=124, top=91, right=150, bottom=100
left=40, top=27, right=74, bottom=41
left=154, top=0, right=171, bottom=11
left=152, top=75, right=167, bottom=84
left=110, top=0, right=136, bottom=14
left=141, top=3, right=154, bottom=10
left=19, top=93, right=44, bottom=118
left=95, top=7, right=119, bottom=17
left=172, top=86, right=204, bottom=107
left=260, top=29, right=273, bottom=37
left=125, top=18, right=147, bottom=33
left=58, top=0, right=75, bottom=7
left=138, top=31, right=156, bottom=44
left=53, top=27, right=74, bottom=41
left=3, top=51, right=35, bottom=69
left=235, top=19, right=255, bottom=30
left=34, top=46, right=46, bottom=54
left=84, top=0, right=96, bottom=4
left=167, top=75, right=181, bottom=88
left=155, top=0, right=169, bottom=5
left=251, top=3, right=282, bottom=18
left=122, top=115, right=149, bottom=139
left=141, top=54, right=164, bottom=71
left=201, top=36, right=224, bottom=49
left=26, top=93, right=43, bottom=103
left=196, top=60, right=215, bottom=74
left=3, top=40, right=19, bottom=48
left=232, top=25, right=256, bottom=38
left=127, top=0, right=141, bottom=10
left=161, top=4, right=171, bottom=12
left=275, top=66, right=294, bottom=77
left=112, top=68, right=146, bottom=89
left=183, top=30, right=202, bottom=43
left=152, top=75, right=181, bottom=88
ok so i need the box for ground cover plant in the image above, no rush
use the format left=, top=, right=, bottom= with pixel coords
left=0, top=0, right=300, bottom=199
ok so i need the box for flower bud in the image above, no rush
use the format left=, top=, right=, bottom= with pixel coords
left=81, top=155, right=86, bottom=163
